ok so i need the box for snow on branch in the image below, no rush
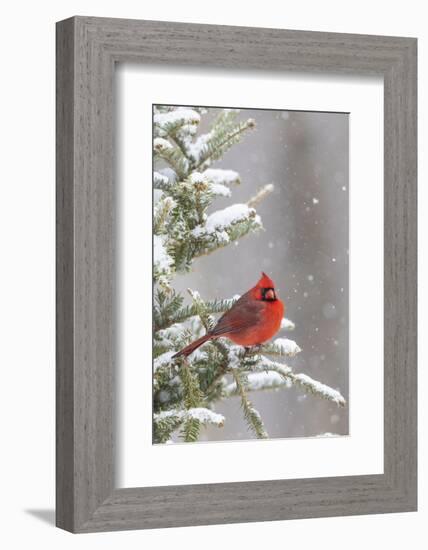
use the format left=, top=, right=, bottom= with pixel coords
left=247, top=183, right=275, bottom=208
left=154, top=138, right=189, bottom=179
left=191, top=204, right=262, bottom=256
left=253, top=357, right=346, bottom=407
left=153, top=137, right=172, bottom=151
left=202, top=168, right=241, bottom=186
left=210, top=183, right=232, bottom=198
left=154, top=196, right=176, bottom=233
left=153, top=407, right=224, bottom=443
left=154, top=407, right=224, bottom=427
left=154, top=350, right=176, bottom=373
left=188, top=171, right=232, bottom=198
left=186, top=288, right=217, bottom=332
left=154, top=235, right=173, bottom=280
left=154, top=108, right=201, bottom=137
left=155, top=295, right=240, bottom=332
left=224, top=371, right=289, bottom=396
left=187, top=112, right=255, bottom=169
left=154, top=171, right=172, bottom=191
left=290, top=373, right=346, bottom=407
left=201, top=204, right=260, bottom=235
left=221, top=353, right=346, bottom=407
left=186, top=407, right=225, bottom=426
left=281, top=317, right=296, bottom=331
left=259, top=338, right=302, bottom=357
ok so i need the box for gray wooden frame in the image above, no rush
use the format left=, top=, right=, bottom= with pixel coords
left=56, top=16, right=417, bottom=533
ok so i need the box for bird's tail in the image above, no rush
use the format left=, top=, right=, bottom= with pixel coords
left=172, top=334, right=212, bottom=359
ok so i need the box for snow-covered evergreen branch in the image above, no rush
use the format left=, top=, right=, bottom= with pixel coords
left=232, top=369, right=268, bottom=439
left=154, top=407, right=225, bottom=444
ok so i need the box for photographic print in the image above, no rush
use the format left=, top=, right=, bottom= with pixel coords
left=153, top=105, right=348, bottom=444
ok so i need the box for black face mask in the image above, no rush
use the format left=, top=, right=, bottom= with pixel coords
left=261, top=287, right=276, bottom=301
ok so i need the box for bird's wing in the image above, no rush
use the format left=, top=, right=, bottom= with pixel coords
left=210, top=294, right=265, bottom=336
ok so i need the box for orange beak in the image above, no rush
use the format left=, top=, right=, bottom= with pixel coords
left=265, top=289, right=275, bottom=300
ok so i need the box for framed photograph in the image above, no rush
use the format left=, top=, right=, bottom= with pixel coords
left=56, top=17, right=417, bottom=532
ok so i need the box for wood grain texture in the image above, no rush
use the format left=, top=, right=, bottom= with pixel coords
left=56, top=18, right=78, bottom=532
left=56, top=16, right=417, bottom=533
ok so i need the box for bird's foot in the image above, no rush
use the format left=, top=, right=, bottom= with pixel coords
left=243, top=346, right=252, bottom=358
left=243, top=344, right=262, bottom=356
left=252, top=344, right=263, bottom=355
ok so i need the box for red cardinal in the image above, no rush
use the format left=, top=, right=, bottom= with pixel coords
left=173, top=272, right=284, bottom=358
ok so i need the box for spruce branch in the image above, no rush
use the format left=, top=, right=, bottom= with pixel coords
left=186, top=288, right=216, bottom=331
left=193, top=116, right=256, bottom=170
left=232, top=370, right=268, bottom=439
left=179, top=358, right=204, bottom=442
left=154, top=138, right=189, bottom=180
left=171, top=297, right=240, bottom=330
left=154, top=296, right=239, bottom=332
left=222, top=355, right=346, bottom=407
left=153, top=171, right=173, bottom=191
left=154, top=195, right=176, bottom=234
left=251, top=356, right=346, bottom=407
left=247, top=338, right=302, bottom=358
left=154, top=108, right=201, bottom=138
left=179, top=359, right=202, bottom=408
left=224, top=371, right=291, bottom=396
left=153, top=235, right=174, bottom=284
left=153, top=289, right=184, bottom=332
left=203, top=168, right=241, bottom=187
left=154, top=291, right=239, bottom=332
left=153, top=409, right=184, bottom=443
left=154, top=407, right=224, bottom=444
left=289, top=372, right=346, bottom=407
left=247, top=183, right=275, bottom=208
left=191, top=204, right=263, bottom=258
